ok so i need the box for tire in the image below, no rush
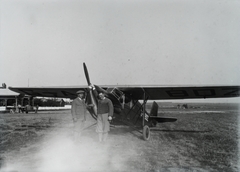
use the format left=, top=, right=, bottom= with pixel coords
left=143, top=125, right=150, bottom=141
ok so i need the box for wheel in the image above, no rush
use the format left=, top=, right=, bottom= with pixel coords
left=143, top=125, right=150, bottom=141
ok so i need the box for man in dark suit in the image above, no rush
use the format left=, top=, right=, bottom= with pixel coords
left=71, top=90, right=87, bottom=141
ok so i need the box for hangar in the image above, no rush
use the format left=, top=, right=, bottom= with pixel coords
left=0, top=88, right=34, bottom=113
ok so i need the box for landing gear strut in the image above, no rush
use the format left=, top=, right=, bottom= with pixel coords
left=142, top=89, right=150, bottom=141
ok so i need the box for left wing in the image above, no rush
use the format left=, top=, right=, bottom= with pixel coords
left=9, top=85, right=240, bottom=100
left=8, top=86, right=88, bottom=99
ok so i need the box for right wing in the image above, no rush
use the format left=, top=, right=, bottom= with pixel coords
left=116, top=85, right=240, bottom=100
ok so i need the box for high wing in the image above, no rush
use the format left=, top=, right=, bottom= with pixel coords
left=8, top=86, right=88, bottom=99
left=9, top=85, right=240, bottom=100
left=116, top=85, right=240, bottom=100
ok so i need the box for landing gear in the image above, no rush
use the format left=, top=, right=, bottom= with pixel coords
left=142, top=89, right=151, bottom=141
left=143, top=125, right=150, bottom=140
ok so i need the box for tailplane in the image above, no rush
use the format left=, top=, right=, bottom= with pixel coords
left=149, top=101, right=177, bottom=126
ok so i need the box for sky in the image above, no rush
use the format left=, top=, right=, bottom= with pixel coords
left=1, top=0, right=240, bottom=103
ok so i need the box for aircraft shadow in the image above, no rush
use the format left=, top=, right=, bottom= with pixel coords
left=109, top=125, right=211, bottom=141
left=110, top=126, right=143, bottom=140
left=110, top=126, right=212, bottom=140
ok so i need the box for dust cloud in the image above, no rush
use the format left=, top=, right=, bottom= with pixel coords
left=1, top=125, right=132, bottom=172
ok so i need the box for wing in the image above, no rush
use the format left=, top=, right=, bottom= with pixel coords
left=9, top=86, right=88, bottom=99
left=115, top=85, right=240, bottom=100
left=9, top=85, right=240, bottom=100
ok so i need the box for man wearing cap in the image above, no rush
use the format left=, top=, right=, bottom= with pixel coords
left=71, top=90, right=87, bottom=141
left=96, top=92, right=114, bottom=142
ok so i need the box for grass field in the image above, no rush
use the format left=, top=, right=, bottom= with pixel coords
left=0, top=103, right=239, bottom=172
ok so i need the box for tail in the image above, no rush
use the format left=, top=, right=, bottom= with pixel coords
left=149, top=101, right=177, bottom=126
left=150, top=101, right=158, bottom=116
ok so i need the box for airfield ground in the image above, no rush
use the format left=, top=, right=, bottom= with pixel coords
left=0, top=103, right=239, bottom=172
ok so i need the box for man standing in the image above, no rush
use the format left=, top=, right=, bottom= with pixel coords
left=96, top=92, right=113, bottom=142
left=71, top=90, right=87, bottom=141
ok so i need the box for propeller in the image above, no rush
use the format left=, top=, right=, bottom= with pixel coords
left=83, top=62, right=98, bottom=117
left=83, top=62, right=91, bottom=86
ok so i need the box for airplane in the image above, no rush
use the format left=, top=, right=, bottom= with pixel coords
left=9, top=63, right=240, bottom=140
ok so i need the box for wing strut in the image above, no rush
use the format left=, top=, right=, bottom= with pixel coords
left=142, top=89, right=146, bottom=127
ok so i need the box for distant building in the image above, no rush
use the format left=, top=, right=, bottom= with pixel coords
left=0, top=89, right=20, bottom=112
left=0, top=89, right=34, bottom=113
left=0, top=89, right=68, bottom=113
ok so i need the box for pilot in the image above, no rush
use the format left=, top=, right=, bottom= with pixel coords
left=71, top=90, right=87, bottom=142
left=96, top=92, right=113, bottom=142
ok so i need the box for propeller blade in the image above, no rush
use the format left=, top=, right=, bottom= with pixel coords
left=83, top=62, right=91, bottom=86
left=83, top=62, right=98, bottom=116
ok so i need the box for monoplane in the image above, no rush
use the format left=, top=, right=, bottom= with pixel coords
left=9, top=63, right=240, bottom=140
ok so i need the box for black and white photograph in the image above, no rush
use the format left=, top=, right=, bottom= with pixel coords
left=0, top=0, right=240, bottom=171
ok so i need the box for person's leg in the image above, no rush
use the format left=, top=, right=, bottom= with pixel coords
left=102, top=113, right=110, bottom=142
left=102, top=113, right=110, bottom=132
left=98, top=132, right=103, bottom=142
left=74, top=120, right=84, bottom=142
left=103, top=132, right=108, bottom=142
left=96, top=114, right=104, bottom=142
left=73, top=127, right=78, bottom=141
left=96, top=114, right=103, bottom=132
left=73, top=121, right=78, bottom=141
left=79, top=120, right=85, bottom=137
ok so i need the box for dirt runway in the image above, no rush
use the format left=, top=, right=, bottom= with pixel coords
left=0, top=103, right=239, bottom=172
